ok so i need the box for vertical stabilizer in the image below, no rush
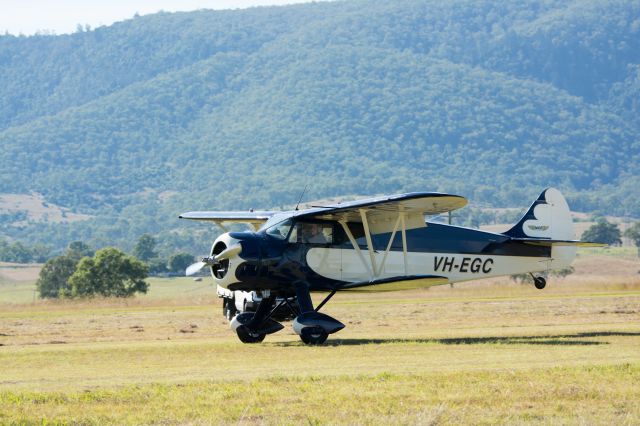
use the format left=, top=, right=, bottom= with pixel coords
left=504, top=188, right=574, bottom=240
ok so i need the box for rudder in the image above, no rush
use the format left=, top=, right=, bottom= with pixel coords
left=504, top=188, right=574, bottom=241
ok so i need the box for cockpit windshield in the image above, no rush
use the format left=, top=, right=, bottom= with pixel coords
left=265, top=219, right=293, bottom=240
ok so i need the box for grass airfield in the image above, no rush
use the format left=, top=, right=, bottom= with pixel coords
left=1, top=250, right=640, bottom=424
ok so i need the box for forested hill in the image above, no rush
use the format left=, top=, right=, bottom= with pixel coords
left=0, top=0, right=639, bottom=253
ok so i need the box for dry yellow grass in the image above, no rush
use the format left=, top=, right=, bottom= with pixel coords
left=0, top=252, right=639, bottom=424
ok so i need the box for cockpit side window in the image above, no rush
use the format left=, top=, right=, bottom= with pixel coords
left=290, top=222, right=334, bottom=245
left=334, top=222, right=386, bottom=249
left=333, top=222, right=364, bottom=245
left=265, top=219, right=293, bottom=240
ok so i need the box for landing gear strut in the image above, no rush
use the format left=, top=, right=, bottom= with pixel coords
left=293, top=284, right=344, bottom=345
left=530, top=273, right=546, bottom=290
left=222, top=297, right=237, bottom=321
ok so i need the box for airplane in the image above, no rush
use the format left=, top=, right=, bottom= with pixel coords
left=180, top=187, right=599, bottom=345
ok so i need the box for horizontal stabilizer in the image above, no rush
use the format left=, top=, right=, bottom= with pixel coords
left=510, top=238, right=606, bottom=247
left=338, top=275, right=449, bottom=292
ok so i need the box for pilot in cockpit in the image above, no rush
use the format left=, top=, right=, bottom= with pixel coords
left=301, top=223, right=327, bottom=244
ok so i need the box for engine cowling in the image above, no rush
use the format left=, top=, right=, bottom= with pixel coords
left=209, top=233, right=242, bottom=289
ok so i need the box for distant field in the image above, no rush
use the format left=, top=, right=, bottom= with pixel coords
left=0, top=251, right=639, bottom=424
left=0, top=193, right=91, bottom=225
left=0, top=247, right=636, bottom=303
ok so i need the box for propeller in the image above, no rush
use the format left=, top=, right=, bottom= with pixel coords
left=186, top=261, right=207, bottom=276
left=184, top=244, right=242, bottom=276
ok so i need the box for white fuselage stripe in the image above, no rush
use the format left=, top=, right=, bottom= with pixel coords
left=306, top=247, right=574, bottom=284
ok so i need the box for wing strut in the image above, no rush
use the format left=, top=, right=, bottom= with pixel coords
left=338, top=220, right=373, bottom=279
left=400, top=210, right=408, bottom=275
left=213, top=220, right=229, bottom=232
left=340, top=209, right=411, bottom=280
left=359, top=209, right=378, bottom=278
left=378, top=214, right=402, bottom=277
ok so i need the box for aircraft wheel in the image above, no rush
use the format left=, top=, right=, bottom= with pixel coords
left=236, top=325, right=266, bottom=343
left=300, top=327, right=328, bottom=345
left=534, top=277, right=546, bottom=290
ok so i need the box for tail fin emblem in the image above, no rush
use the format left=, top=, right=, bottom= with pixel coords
left=528, top=225, right=549, bottom=231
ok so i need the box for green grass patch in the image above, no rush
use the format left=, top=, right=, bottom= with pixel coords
left=1, top=365, right=638, bottom=424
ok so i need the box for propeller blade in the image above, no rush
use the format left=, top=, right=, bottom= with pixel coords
left=185, top=261, right=207, bottom=276
left=185, top=244, right=241, bottom=277
left=214, top=244, right=242, bottom=262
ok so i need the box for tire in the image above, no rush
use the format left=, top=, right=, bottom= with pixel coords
left=236, top=325, right=266, bottom=344
left=300, top=327, right=328, bottom=345
left=534, top=277, right=547, bottom=290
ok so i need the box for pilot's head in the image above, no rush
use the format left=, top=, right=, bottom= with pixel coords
left=302, top=223, right=319, bottom=240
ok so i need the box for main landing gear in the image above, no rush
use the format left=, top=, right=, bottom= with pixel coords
left=230, top=295, right=284, bottom=343
left=530, top=273, right=547, bottom=290
left=292, top=284, right=344, bottom=345
left=293, top=283, right=344, bottom=345
left=229, top=284, right=344, bottom=345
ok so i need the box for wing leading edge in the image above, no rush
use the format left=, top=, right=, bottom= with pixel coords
left=179, top=211, right=276, bottom=231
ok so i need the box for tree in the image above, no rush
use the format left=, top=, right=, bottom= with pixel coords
left=581, top=219, right=622, bottom=246
left=0, top=239, right=52, bottom=263
left=68, top=247, right=149, bottom=298
left=30, top=244, right=51, bottom=263
left=624, top=222, right=640, bottom=257
left=36, top=254, right=77, bottom=298
left=148, top=258, right=169, bottom=275
left=35, top=241, right=95, bottom=298
left=67, top=241, right=94, bottom=260
left=168, top=252, right=195, bottom=275
left=133, top=234, right=157, bottom=262
left=0, top=240, right=33, bottom=263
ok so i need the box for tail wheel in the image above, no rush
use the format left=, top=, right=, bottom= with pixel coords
left=236, top=325, right=266, bottom=343
left=300, top=327, right=328, bottom=345
left=534, top=277, right=547, bottom=290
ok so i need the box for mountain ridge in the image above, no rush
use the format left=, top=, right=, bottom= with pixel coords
left=0, top=0, right=638, bottom=253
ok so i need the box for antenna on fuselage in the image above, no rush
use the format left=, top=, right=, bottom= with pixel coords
left=295, top=184, right=309, bottom=211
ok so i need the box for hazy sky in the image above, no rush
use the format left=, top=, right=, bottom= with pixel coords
left=1, top=0, right=326, bottom=35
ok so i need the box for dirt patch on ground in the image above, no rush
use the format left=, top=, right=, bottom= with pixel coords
left=0, top=263, right=42, bottom=282
left=0, top=193, right=91, bottom=225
